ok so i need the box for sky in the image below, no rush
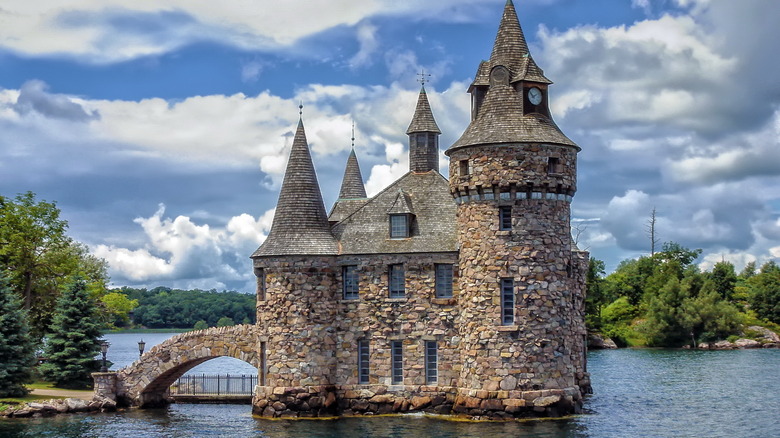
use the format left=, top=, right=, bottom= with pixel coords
left=2, top=0, right=779, bottom=293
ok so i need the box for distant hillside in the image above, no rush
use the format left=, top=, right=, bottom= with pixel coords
left=115, top=287, right=255, bottom=329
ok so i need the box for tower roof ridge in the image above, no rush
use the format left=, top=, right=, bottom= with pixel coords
left=252, top=118, right=338, bottom=257
left=406, top=85, right=441, bottom=135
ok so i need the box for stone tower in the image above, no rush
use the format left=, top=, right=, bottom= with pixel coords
left=446, top=0, right=590, bottom=409
left=407, top=85, right=441, bottom=173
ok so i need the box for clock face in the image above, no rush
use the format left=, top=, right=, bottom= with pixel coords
left=528, top=87, right=542, bottom=105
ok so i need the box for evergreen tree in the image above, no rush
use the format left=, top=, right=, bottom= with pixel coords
left=39, top=277, right=103, bottom=388
left=747, top=262, right=780, bottom=324
left=0, top=276, right=36, bottom=397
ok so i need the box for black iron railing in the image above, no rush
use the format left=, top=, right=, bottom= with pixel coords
left=170, top=374, right=257, bottom=396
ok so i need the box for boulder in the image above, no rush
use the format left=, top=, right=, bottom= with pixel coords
left=588, top=333, right=618, bottom=349
left=734, top=338, right=761, bottom=349
left=746, top=326, right=780, bottom=343
left=712, top=340, right=735, bottom=350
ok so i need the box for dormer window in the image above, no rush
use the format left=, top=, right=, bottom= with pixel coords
left=389, top=214, right=410, bottom=238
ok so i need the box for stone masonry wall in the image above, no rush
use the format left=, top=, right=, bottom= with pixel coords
left=252, top=252, right=464, bottom=418
left=448, top=143, right=587, bottom=417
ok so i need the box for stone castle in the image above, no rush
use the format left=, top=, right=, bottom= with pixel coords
left=250, top=0, right=590, bottom=419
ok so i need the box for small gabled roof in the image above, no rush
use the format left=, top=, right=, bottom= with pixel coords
left=252, top=118, right=338, bottom=257
left=406, top=86, right=441, bottom=135
left=387, top=190, right=414, bottom=215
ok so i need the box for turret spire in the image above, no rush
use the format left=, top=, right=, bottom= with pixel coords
left=252, top=118, right=337, bottom=256
left=407, top=84, right=441, bottom=173
left=338, top=147, right=367, bottom=200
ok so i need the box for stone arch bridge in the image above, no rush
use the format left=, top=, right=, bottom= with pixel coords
left=94, top=325, right=260, bottom=407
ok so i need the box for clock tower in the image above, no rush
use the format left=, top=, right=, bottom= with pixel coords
left=448, top=0, right=590, bottom=412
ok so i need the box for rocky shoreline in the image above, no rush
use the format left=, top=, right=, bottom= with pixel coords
left=0, top=396, right=116, bottom=418
left=589, top=325, right=780, bottom=350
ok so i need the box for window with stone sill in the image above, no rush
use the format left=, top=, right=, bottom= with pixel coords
left=499, top=206, right=512, bottom=231
left=358, top=340, right=370, bottom=384
left=255, top=268, right=266, bottom=300
left=342, top=265, right=359, bottom=300
left=501, top=278, right=515, bottom=326
left=435, top=264, right=454, bottom=298
left=391, top=340, right=403, bottom=384
left=425, top=340, right=438, bottom=384
left=459, top=159, right=470, bottom=176
left=260, top=341, right=267, bottom=386
left=389, top=214, right=410, bottom=238
left=547, top=157, right=561, bottom=174
left=389, top=264, right=405, bottom=298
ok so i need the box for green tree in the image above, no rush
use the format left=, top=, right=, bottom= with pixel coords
left=746, top=262, right=780, bottom=324
left=708, top=261, right=737, bottom=301
left=216, top=316, right=235, bottom=327
left=641, top=277, right=691, bottom=347
left=193, top=320, right=209, bottom=330
left=0, top=276, right=36, bottom=397
left=585, top=258, right=606, bottom=329
left=39, top=277, right=103, bottom=388
left=101, top=292, right=139, bottom=328
left=680, top=287, right=742, bottom=346
left=0, top=192, right=111, bottom=339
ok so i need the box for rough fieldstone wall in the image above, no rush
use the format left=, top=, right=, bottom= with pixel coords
left=252, top=252, right=462, bottom=418
left=448, top=143, right=588, bottom=416
left=254, top=256, right=338, bottom=389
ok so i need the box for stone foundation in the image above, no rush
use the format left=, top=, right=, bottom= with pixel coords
left=253, top=384, right=583, bottom=419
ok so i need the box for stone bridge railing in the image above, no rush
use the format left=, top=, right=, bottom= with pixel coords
left=94, top=324, right=260, bottom=407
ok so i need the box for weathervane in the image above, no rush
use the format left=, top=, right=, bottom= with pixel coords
left=417, top=69, right=431, bottom=86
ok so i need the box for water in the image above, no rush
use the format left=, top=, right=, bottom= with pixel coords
left=3, top=348, right=778, bottom=437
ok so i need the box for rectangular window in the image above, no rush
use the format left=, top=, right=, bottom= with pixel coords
left=501, top=278, right=515, bottom=325
left=342, top=265, right=359, bottom=300
left=390, top=214, right=409, bottom=238
left=255, top=268, right=266, bottom=300
left=391, top=341, right=403, bottom=384
left=425, top=341, right=438, bottom=384
left=389, top=264, right=405, bottom=298
left=260, top=341, right=267, bottom=386
left=459, top=159, right=469, bottom=176
left=358, top=340, right=370, bottom=384
left=547, top=157, right=560, bottom=174
left=435, top=264, right=454, bottom=298
left=499, top=206, right=512, bottom=231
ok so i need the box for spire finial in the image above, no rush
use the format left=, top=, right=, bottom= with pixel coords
left=417, top=69, right=431, bottom=86
left=299, top=101, right=304, bottom=117
left=351, top=121, right=356, bottom=149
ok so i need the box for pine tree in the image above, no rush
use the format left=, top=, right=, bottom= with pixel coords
left=0, top=276, right=36, bottom=397
left=39, top=277, right=103, bottom=388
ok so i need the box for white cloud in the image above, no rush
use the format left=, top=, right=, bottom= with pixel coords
left=93, top=204, right=273, bottom=289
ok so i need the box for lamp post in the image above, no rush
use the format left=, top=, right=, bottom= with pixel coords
left=138, top=339, right=146, bottom=357
left=100, top=341, right=109, bottom=372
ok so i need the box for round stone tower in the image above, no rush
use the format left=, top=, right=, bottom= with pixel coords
left=447, top=0, right=590, bottom=415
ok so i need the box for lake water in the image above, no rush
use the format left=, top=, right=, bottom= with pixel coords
left=2, top=338, right=779, bottom=437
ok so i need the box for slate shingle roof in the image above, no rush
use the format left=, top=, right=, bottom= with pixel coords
left=406, top=86, right=441, bottom=135
left=252, top=119, right=338, bottom=257
left=338, top=149, right=367, bottom=199
left=450, top=81, right=576, bottom=150
left=471, top=0, right=552, bottom=89
left=331, top=171, right=457, bottom=255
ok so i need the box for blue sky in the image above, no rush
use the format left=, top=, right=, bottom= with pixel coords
left=2, top=0, right=779, bottom=292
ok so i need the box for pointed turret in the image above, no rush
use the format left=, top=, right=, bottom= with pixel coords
left=252, top=118, right=338, bottom=257
left=406, top=85, right=441, bottom=173
left=338, top=149, right=367, bottom=200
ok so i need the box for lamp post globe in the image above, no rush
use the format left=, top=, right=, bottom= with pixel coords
left=100, top=341, right=109, bottom=372
left=138, top=339, right=146, bottom=357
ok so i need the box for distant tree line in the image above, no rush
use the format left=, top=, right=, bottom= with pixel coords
left=587, top=242, right=780, bottom=347
left=115, top=287, right=255, bottom=329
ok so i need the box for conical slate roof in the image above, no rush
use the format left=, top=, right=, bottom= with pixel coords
left=470, top=0, right=551, bottom=89
left=252, top=119, right=338, bottom=257
left=406, top=86, right=441, bottom=134
left=338, top=149, right=367, bottom=199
